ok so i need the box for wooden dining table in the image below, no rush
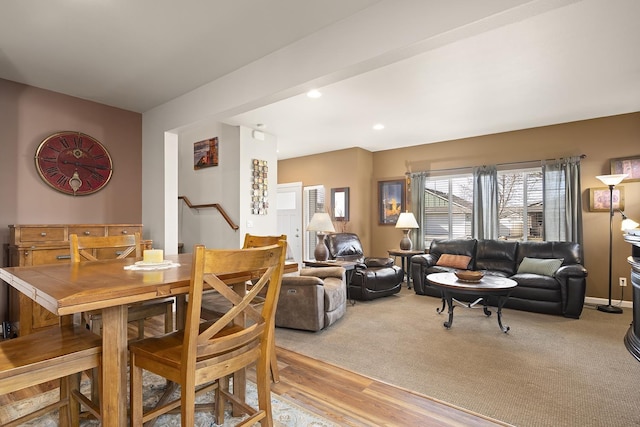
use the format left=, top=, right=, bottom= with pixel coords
left=0, top=253, right=297, bottom=426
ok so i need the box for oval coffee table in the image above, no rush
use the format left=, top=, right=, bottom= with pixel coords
left=427, top=272, right=517, bottom=333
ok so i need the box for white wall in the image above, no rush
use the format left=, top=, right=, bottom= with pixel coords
left=238, top=126, right=279, bottom=239
left=178, top=123, right=241, bottom=251
left=176, top=123, right=278, bottom=252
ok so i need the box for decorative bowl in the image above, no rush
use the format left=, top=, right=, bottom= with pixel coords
left=455, top=270, right=484, bottom=282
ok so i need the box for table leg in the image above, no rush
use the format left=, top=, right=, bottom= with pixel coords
left=100, top=305, right=128, bottom=427
left=436, top=295, right=446, bottom=314
left=406, top=255, right=413, bottom=290
left=401, top=257, right=407, bottom=287
left=175, top=295, right=186, bottom=330
left=345, top=269, right=356, bottom=306
left=496, top=296, right=510, bottom=333
left=442, top=292, right=455, bottom=329
left=482, top=298, right=492, bottom=316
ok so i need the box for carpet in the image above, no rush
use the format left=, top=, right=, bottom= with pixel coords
left=1, top=372, right=339, bottom=426
left=275, top=286, right=640, bottom=427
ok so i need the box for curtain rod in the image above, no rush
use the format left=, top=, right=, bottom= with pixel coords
left=406, top=154, right=586, bottom=176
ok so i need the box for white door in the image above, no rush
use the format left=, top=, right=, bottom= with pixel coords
left=277, top=182, right=303, bottom=264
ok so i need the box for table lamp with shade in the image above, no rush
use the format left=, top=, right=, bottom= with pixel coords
left=620, top=210, right=639, bottom=232
left=395, top=212, right=419, bottom=250
left=307, top=212, right=335, bottom=261
left=595, top=173, right=631, bottom=313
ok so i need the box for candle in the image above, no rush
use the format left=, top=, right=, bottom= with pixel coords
left=143, top=249, right=164, bottom=263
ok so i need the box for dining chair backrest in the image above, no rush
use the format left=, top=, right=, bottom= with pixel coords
left=242, top=233, right=287, bottom=249
left=69, top=230, right=172, bottom=406
left=183, top=242, right=286, bottom=371
left=70, top=232, right=141, bottom=262
left=240, top=233, right=288, bottom=384
left=128, top=240, right=287, bottom=425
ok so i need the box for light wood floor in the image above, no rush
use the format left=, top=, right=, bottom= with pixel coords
left=1, top=317, right=508, bottom=426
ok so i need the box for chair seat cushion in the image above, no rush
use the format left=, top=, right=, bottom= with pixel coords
left=511, top=273, right=559, bottom=290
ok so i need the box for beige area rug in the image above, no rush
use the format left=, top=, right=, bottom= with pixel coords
left=2, top=372, right=339, bottom=426
left=275, top=286, right=640, bottom=427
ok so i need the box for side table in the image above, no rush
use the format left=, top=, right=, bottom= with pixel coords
left=303, top=260, right=358, bottom=305
left=388, top=249, right=425, bottom=289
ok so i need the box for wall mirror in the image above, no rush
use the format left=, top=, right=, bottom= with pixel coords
left=331, top=187, right=350, bottom=221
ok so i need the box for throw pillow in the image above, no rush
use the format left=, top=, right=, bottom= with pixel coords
left=517, top=257, right=564, bottom=277
left=436, top=254, right=472, bottom=269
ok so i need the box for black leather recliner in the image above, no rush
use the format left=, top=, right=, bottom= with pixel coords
left=324, top=233, right=403, bottom=300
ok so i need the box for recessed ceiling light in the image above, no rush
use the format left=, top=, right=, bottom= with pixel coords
left=307, top=89, right=322, bottom=99
left=373, top=123, right=385, bottom=130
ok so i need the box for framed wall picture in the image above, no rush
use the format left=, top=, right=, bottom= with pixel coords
left=193, top=137, right=219, bottom=169
left=331, top=187, right=349, bottom=221
left=610, top=155, right=640, bottom=182
left=589, top=186, right=624, bottom=212
left=378, top=180, right=405, bottom=225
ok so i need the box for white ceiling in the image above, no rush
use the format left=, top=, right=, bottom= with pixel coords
left=2, top=0, right=639, bottom=160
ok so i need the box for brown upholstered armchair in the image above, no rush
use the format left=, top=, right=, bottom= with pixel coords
left=275, top=267, right=346, bottom=331
left=325, top=233, right=403, bottom=300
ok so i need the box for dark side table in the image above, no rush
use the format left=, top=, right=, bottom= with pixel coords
left=388, top=249, right=425, bottom=290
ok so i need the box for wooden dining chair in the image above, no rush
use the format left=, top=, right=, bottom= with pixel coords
left=0, top=321, right=102, bottom=426
left=129, top=240, right=287, bottom=426
left=199, top=233, right=287, bottom=383
left=242, top=234, right=287, bottom=382
left=70, top=233, right=175, bottom=339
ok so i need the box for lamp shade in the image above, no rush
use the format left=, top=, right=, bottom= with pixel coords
left=307, top=212, right=335, bottom=261
left=596, top=174, right=628, bottom=186
left=619, top=209, right=639, bottom=231
left=306, top=212, right=335, bottom=233
left=395, top=212, right=419, bottom=229
left=621, top=218, right=639, bottom=231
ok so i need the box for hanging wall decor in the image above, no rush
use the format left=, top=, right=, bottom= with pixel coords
left=251, top=159, right=268, bottom=215
left=610, top=155, right=640, bottom=182
left=193, top=137, right=219, bottom=169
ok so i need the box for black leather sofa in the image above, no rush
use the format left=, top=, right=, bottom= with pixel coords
left=324, top=233, right=403, bottom=300
left=411, top=238, right=588, bottom=318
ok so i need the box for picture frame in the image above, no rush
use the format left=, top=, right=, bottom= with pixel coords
left=378, top=180, right=405, bottom=225
left=610, top=155, right=640, bottom=182
left=193, top=137, right=219, bottom=169
left=331, top=187, right=350, bottom=221
left=589, top=186, right=624, bottom=212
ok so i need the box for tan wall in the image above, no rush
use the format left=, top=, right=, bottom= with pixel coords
left=279, top=112, right=640, bottom=301
left=278, top=147, right=375, bottom=253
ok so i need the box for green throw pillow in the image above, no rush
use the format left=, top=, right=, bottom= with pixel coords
left=517, top=257, right=563, bottom=277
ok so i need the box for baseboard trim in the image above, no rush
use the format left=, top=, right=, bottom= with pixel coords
left=584, top=296, right=633, bottom=309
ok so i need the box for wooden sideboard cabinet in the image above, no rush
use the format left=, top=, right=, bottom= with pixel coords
left=7, top=223, right=148, bottom=336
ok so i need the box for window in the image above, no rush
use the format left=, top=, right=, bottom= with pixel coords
left=303, top=185, right=326, bottom=260
left=424, top=174, right=473, bottom=242
left=497, top=168, right=543, bottom=241
left=421, top=166, right=544, bottom=246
